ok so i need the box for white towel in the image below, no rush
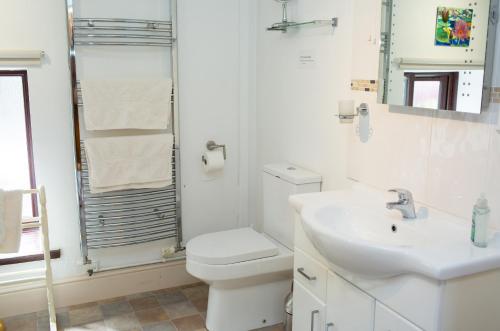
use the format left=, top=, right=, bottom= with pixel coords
left=81, top=79, right=173, bottom=130
left=0, top=189, right=23, bottom=253
left=84, top=134, right=174, bottom=194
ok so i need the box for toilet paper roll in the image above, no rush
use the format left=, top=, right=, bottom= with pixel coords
left=202, top=150, right=225, bottom=173
left=338, top=100, right=355, bottom=123
left=338, top=100, right=355, bottom=115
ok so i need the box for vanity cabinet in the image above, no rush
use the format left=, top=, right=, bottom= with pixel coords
left=293, top=246, right=423, bottom=331
left=326, top=272, right=375, bottom=330
left=293, top=281, right=326, bottom=331
left=290, top=190, right=500, bottom=331
left=374, top=303, right=422, bottom=331
left=293, top=217, right=424, bottom=331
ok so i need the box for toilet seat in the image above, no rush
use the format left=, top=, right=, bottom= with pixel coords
left=186, top=228, right=293, bottom=282
left=186, top=227, right=279, bottom=265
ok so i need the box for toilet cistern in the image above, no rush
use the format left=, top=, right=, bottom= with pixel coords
left=386, top=188, right=417, bottom=219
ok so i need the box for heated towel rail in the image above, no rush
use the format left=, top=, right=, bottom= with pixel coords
left=66, top=0, right=182, bottom=275
left=78, top=141, right=180, bottom=250
left=73, top=18, right=174, bottom=47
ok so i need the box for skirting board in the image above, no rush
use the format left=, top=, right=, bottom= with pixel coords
left=0, top=260, right=198, bottom=318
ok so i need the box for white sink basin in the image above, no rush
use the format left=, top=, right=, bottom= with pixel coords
left=290, top=184, right=500, bottom=280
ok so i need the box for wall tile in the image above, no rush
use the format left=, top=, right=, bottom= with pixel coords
left=485, top=105, right=500, bottom=229
left=347, top=97, right=500, bottom=225
left=381, top=107, right=433, bottom=201
left=425, top=110, right=493, bottom=219
left=347, top=93, right=433, bottom=202
left=347, top=95, right=392, bottom=190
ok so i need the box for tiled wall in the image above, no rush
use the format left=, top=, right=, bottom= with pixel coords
left=351, top=80, right=379, bottom=92
left=492, top=87, right=500, bottom=103
left=347, top=90, right=500, bottom=229
left=346, top=0, right=500, bottom=228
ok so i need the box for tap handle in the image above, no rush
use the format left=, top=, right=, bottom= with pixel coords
left=388, top=188, right=413, bottom=201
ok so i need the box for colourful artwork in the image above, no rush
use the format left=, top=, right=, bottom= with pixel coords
left=435, top=7, right=473, bottom=47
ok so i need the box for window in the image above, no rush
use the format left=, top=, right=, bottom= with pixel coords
left=404, top=72, right=459, bottom=111
left=0, top=70, right=61, bottom=264
left=0, top=70, right=38, bottom=218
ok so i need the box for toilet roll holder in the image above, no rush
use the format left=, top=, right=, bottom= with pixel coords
left=202, top=140, right=227, bottom=165
left=336, top=102, right=370, bottom=123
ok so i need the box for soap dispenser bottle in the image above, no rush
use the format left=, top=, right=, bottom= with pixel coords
left=471, top=194, right=490, bottom=248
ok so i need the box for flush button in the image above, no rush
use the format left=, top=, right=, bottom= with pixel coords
left=287, top=167, right=296, bottom=171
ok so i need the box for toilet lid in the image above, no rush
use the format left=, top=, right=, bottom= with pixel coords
left=187, top=228, right=279, bottom=265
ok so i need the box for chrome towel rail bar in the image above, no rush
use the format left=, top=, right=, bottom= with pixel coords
left=87, top=221, right=176, bottom=236
left=73, top=17, right=174, bottom=48
left=86, top=217, right=176, bottom=228
left=75, top=26, right=172, bottom=33
left=85, top=210, right=175, bottom=222
left=80, top=173, right=176, bottom=180
left=74, top=18, right=172, bottom=25
left=84, top=201, right=176, bottom=215
left=88, top=233, right=177, bottom=250
left=75, top=33, right=173, bottom=40
left=86, top=227, right=177, bottom=243
left=75, top=41, right=172, bottom=47
left=80, top=180, right=176, bottom=190
left=83, top=188, right=176, bottom=200
left=84, top=195, right=175, bottom=208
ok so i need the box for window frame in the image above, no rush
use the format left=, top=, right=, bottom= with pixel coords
left=0, top=70, right=38, bottom=217
left=0, top=70, right=61, bottom=264
left=404, top=72, right=459, bottom=111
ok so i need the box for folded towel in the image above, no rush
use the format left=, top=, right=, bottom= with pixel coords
left=84, top=134, right=174, bottom=194
left=81, top=79, right=172, bottom=130
left=0, top=189, right=23, bottom=253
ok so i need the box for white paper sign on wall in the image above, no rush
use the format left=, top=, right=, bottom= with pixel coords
left=298, top=49, right=317, bottom=70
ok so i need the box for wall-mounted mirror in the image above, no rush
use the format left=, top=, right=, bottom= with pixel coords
left=378, top=0, right=498, bottom=114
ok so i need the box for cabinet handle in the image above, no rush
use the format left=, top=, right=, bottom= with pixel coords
left=326, top=322, right=335, bottom=330
left=310, top=309, right=319, bottom=331
left=298, top=267, right=317, bottom=281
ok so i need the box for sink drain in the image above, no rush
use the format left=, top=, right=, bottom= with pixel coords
left=391, top=224, right=397, bottom=233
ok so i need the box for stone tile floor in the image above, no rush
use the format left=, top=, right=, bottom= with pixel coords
left=2, top=283, right=284, bottom=331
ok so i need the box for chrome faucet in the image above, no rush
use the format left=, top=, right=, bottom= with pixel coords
left=386, top=189, right=416, bottom=219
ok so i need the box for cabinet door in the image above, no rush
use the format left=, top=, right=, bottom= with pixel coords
left=326, top=272, right=375, bottom=331
left=374, top=302, right=423, bottom=331
left=293, top=280, right=326, bottom=331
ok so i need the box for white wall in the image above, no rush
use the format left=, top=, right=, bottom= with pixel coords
left=177, top=0, right=254, bottom=241
left=254, top=0, right=353, bottom=228
left=0, top=0, right=84, bottom=279
left=0, top=0, right=252, bottom=281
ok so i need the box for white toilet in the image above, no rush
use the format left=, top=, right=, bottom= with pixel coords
left=186, top=164, right=321, bottom=331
